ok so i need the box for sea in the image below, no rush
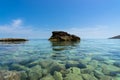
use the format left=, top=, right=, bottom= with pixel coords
left=0, top=39, right=120, bottom=80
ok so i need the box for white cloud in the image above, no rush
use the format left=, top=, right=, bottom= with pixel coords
left=0, top=19, right=28, bottom=34
left=12, top=19, right=22, bottom=27
left=0, top=19, right=52, bottom=39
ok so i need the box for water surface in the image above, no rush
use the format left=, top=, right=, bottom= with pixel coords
left=0, top=39, right=120, bottom=80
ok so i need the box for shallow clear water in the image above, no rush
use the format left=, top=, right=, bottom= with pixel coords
left=0, top=39, right=120, bottom=80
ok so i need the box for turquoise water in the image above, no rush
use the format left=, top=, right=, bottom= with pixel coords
left=0, top=39, right=120, bottom=80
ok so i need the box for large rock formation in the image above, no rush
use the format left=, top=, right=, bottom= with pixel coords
left=109, top=35, right=120, bottom=39
left=49, top=31, right=80, bottom=42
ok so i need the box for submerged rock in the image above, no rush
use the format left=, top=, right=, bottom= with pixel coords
left=64, top=73, right=83, bottom=80
left=40, top=74, right=55, bottom=80
left=82, top=74, right=97, bottom=80
left=65, top=61, right=79, bottom=69
left=39, top=60, right=53, bottom=68
left=28, top=65, right=42, bottom=80
left=19, top=59, right=34, bottom=66
left=54, top=71, right=63, bottom=80
left=61, top=67, right=83, bottom=80
left=67, top=67, right=81, bottom=75
left=91, top=56, right=105, bottom=61
left=81, top=65, right=95, bottom=74
left=0, top=70, right=21, bottom=80
left=88, top=60, right=98, bottom=68
left=10, top=64, right=30, bottom=71
left=49, top=31, right=80, bottom=42
left=100, top=64, right=120, bottom=75
left=49, top=62, right=65, bottom=75
left=109, top=71, right=120, bottom=76
left=114, top=77, right=120, bottom=80
left=20, top=71, right=28, bottom=80
left=113, top=62, right=120, bottom=67
left=99, top=76, right=113, bottom=80
left=42, top=69, right=48, bottom=76
left=94, top=70, right=104, bottom=79
left=78, top=63, right=87, bottom=69
left=65, top=61, right=86, bottom=69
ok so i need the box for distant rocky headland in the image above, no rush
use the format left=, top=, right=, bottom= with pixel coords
left=109, top=35, right=120, bottom=39
left=49, top=31, right=80, bottom=42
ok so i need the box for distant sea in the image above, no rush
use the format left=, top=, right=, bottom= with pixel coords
left=0, top=39, right=120, bottom=80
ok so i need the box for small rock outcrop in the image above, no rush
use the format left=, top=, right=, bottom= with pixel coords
left=0, top=38, right=28, bottom=44
left=109, top=35, right=120, bottom=39
left=0, top=38, right=28, bottom=41
left=49, top=31, right=80, bottom=42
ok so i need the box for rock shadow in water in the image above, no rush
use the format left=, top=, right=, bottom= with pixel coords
left=50, top=41, right=80, bottom=51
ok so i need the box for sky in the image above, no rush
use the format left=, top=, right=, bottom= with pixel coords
left=0, top=0, right=120, bottom=39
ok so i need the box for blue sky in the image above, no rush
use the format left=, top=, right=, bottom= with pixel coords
left=0, top=0, right=120, bottom=39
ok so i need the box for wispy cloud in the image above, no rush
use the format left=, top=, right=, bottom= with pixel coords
left=12, top=19, right=22, bottom=27
left=0, top=19, right=48, bottom=38
left=0, top=19, right=29, bottom=37
left=0, top=19, right=120, bottom=39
